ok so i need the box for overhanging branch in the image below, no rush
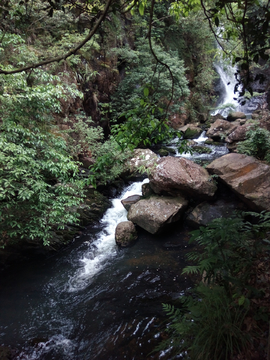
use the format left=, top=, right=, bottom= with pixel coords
left=0, top=0, right=113, bottom=75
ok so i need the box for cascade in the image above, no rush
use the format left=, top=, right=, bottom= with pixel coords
left=212, top=61, right=240, bottom=117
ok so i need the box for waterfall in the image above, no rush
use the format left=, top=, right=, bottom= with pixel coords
left=212, top=62, right=240, bottom=117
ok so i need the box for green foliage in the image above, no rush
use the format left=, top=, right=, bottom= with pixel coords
left=0, top=66, right=84, bottom=247
left=161, top=285, right=250, bottom=360
left=111, top=98, right=181, bottom=150
left=87, top=137, right=132, bottom=187
left=110, top=39, right=190, bottom=148
left=237, top=126, right=270, bottom=162
left=111, top=39, right=189, bottom=119
left=158, top=212, right=270, bottom=359
left=64, top=114, right=104, bottom=158
left=0, top=122, right=84, bottom=247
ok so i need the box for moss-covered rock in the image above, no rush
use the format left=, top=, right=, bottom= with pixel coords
left=158, top=148, right=169, bottom=156
left=191, top=145, right=212, bottom=154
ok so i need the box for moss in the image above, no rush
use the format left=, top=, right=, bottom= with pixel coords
left=183, top=128, right=201, bottom=139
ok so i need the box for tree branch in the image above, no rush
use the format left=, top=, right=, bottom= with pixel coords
left=0, top=0, right=113, bottom=75
left=148, top=0, right=174, bottom=114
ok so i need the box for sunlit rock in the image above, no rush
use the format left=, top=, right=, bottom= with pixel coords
left=127, top=195, right=188, bottom=234
left=207, top=153, right=270, bottom=211
left=149, top=156, right=217, bottom=200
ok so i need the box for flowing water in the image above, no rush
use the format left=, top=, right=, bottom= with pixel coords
left=169, top=131, right=228, bottom=163
left=0, top=181, right=192, bottom=360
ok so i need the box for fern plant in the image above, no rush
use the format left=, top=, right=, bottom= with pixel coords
left=157, top=212, right=270, bottom=359
left=160, top=285, right=251, bottom=360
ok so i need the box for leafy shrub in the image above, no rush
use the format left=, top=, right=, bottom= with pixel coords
left=0, top=67, right=84, bottom=247
left=87, top=137, right=133, bottom=187
left=64, top=114, right=104, bottom=159
left=0, top=122, right=84, bottom=247
left=237, top=126, right=270, bottom=162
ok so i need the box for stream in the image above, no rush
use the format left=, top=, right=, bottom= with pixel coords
left=0, top=61, right=255, bottom=359
left=0, top=181, right=194, bottom=360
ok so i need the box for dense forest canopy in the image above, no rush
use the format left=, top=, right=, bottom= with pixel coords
left=0, top=0, right=270, bottom=247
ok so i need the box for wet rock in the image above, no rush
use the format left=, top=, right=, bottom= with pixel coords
left=127, top=149, right=159, bottom=175
left=227, top=111, right=246, bottom=121
left=142, top=182, right=154, bottom=197
left=179, top=124, right=202, bottom=139
left=121, top=195, right=142, bottom=211
left=149, top=157, right=217, bottom=200
left=115, top=221, right=138, bottom=247
left=198, top=112, right=208, bottom=123
left=187, top=200, right=241, bottom=228
left=206, top=119, right=239, bottom=141
left=127, top=195, right=188, bottom=234
left=206, top=153, right=270, bottom=211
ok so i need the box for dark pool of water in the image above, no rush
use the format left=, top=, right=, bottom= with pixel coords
left=0, top=223, right=193, bottom=360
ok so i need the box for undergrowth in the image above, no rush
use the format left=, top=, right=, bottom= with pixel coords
left=157, top=212, right=270, bottom=359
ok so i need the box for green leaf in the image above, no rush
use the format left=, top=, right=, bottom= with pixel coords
left=139, top=3, right=144, bottom=16
left=143, top=87, right=149, bottom=97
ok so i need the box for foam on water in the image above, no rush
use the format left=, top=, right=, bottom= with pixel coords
left=68, top=179, right=149, bottom=291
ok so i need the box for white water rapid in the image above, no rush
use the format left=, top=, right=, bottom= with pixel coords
left=68, top=178, right=149, bottom=291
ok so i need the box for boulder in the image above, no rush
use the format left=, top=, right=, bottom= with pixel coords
left=127, top=195, right=188, bottom=234
left=179, top=124, right=202, bottom=139
left=225, top=124, right=252, bottom=143
left=128, top=149, right=159, bottom=175
left=115, top=221, right=138, bottom=247
left=187, top=200, right=241, bottom=228
left=210, top=114, right=226, bottom=123
left=149, top=156, right=217, bottom=200
left=206, top=153, right=270, bottom=211
left=227, top=111, right=246, bottom=121
left=121, top=195, right=142, bottom=211
left=206, top=119, right=239, bottom=140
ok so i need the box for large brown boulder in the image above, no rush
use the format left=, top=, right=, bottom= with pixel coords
left=206, top=119, right=239, bottom=140
left=206, top=153, right=270, bottom=211
left=115, top=221, right=138, bottom=247
left=225, top=124, right=252, bottom=143
left=127, top=195, right=188, bottom=234
left=149, top=157, right=217, bottom=200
